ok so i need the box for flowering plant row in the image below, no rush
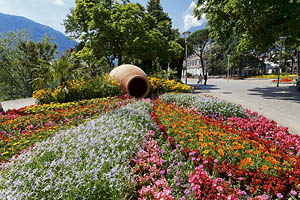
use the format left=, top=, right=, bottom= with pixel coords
left=32, top=77, right=122, bottom=104
left=160, top=93, right=247, bottom=118
left=0, top=96, right=135, bottom=162
left=149, top=78, right=192, bottom=97
left=151, top=99, right=299, bottom=199
left=130, top=130, right=174, bottom=200
left=0, top=101, right=154, bottom=199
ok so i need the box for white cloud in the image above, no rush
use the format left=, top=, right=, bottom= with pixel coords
left=183, top=2, right=207, bottom=31
left=54, top=0, right=64, bottom=6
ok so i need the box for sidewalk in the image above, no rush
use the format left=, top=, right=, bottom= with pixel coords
left=0, top=98, right=36, bottom=111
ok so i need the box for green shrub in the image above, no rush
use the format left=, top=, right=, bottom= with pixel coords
left=33, top=76, right=122, bottom=104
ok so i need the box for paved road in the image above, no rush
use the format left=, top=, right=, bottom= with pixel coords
left=0, top=98, right=36, bottom=112
left=186, top=78, right=300, bottom=135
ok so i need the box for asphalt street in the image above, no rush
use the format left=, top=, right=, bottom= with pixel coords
left=187, top=78, right=300, bottom=135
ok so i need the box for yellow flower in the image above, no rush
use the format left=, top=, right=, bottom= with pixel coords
left=203, top=150, right=209, bottom=154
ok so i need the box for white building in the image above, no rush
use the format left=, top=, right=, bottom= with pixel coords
left=182, top=54, right=204, bottom=78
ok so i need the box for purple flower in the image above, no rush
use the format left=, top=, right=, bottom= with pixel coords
left=172, top=149, right=176, bottom=153
left=181, top=197, right=186, bottom=200
left=237, top=177, right=243, bottom=181
left=192, top=157, right=196, bottom=161
left=228, top=173, right=232, bottom=177
left=290, top=190, right=297, bottom=196
left=176, top=144, right=180, bottom=148
left=184, top=189, right=190, bottom=195
left=199, top=164, right=203, bottom=169
left=176, top=171, right=181, bottom=175
left=204, top=160, right=208, bottom=164
left=174, top=154, right=179, bottom=158
left=276, top=193, right=283, bottom=199
left=241, top=191, right=247, bottom=196
left=176, top=182, right=181, bottom=186
left=161, top=159, right=167, bottom=164
left=189, top=151, right=195, bottom=156
left=178, top=162, right=182, bottom=166
left=174, top=176, right=179, bottom=182
left=214, top=159, right=218, bottom=163
left=167, top=169, right=171, bottom=174
left=161, top=149, right=166, bottom=154
left=196, top=158, right=200, bottom=161
left=170, top=164, right=174, bottom=168
left=159, top=170, right=165, bottom=175
left=166, top=143, right=171, bottom=147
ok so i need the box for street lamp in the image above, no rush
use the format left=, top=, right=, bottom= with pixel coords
left=277, top=36, right=287, bottom=87
left=227, top=55, right=231, bottom=81
left=183, top=31, right=191, bottom=85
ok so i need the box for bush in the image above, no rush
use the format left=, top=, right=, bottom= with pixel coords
left=33, top=76, right=122, bottom=104
left=149, top=77, right=192, bottom=98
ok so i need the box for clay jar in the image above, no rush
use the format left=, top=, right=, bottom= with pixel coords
left=109, top=64, right=150, bottom=98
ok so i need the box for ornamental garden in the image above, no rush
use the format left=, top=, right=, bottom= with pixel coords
left=0, top=77, right=299, bottom=200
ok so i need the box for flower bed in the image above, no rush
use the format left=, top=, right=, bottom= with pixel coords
left=0, top=96, right=135, bottom=163
left=151, top=99, right=300, bottom=199
left=0, top=100, right=154, bottom=199
left=160, top=93, right=247, bottom=118
left=271, top=79, right=295, bottom=83
left=1, top=93, right=299, bottom=199
left=149, top=78, right=192, bottom=97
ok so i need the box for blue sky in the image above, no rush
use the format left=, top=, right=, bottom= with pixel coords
left=0, top=0, right=206, bottom=34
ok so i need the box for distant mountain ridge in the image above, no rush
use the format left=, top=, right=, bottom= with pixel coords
left=188, top=22, right=208, bottom=33
left=0, top=13, right=76, bottom=53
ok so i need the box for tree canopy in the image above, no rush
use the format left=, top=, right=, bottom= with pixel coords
left=63, top=0, right=183, bottom=73
left=194, top=0, right=300, bottom=51
left=0, top=31, right=57, bottom=98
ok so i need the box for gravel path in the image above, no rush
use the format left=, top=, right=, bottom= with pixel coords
left=187, top=78, right=300, bottom=135
left=0, top=98, right=36, bottom=111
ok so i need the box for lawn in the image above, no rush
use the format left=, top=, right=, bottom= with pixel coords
left=0, top=93, right=299, bottom=199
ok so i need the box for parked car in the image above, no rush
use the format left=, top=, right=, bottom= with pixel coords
left=297, top=77, right=300, bottom=91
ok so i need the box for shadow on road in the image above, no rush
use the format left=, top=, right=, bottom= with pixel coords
left=189, top=84, right=220, bottom=94
left=248, top=85, right=300, bottom=103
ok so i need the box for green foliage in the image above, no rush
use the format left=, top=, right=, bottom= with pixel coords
left=64, top=0, right=183, bottom=74
left=194, top=0, right=300, bottom=51
left=0, top=31, right=57, bottom=99
left=148, top=77, right=192, bottom=98
left=188, top=29, right=211, bottom=76
left=33, top=77, right=122, bottom=104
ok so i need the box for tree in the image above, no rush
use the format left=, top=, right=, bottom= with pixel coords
left=0, top=31, right=57, bottom=98
left=194, top=0, right=300, bottom=52
left=205, top=44, right=226, bottom=75
left=35, top=49, right=82, bottom=88
left=64, top=0, right=183, bottom=75
left=189, top=29, right=211, bottom=84
left=146, top=0, right=182, bottom=70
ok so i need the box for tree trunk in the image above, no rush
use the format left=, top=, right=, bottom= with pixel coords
left=298, top=50, right=300, bottom=76
left=239, top=59, right=243, bottom=76
left=118, top=51, right=122, bottom=66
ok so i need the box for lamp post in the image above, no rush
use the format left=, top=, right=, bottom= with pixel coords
left=183, top=31, right=191, bottom=85
left=277, top=36, right=287, bottom=87
left=227, top=55, right=231, bottom=81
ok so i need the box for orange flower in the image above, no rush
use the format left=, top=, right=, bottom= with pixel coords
left=218, top=149, right=224, bottom=157
left=204, top=150, right=209, bottom=154
left=245, top=150, right=252, bottom=154
left=234, top=152, right=240, bottom=157
left=262, top=165, right=269, bottom=171
left=200, top=143, right=208, bottom=149
left=241, top=157, right=253, bottom=166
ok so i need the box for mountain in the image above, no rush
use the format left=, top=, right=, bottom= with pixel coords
left=0, top=13, right=76, bottom=53
left=188, top=22, right=208, bottom=33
